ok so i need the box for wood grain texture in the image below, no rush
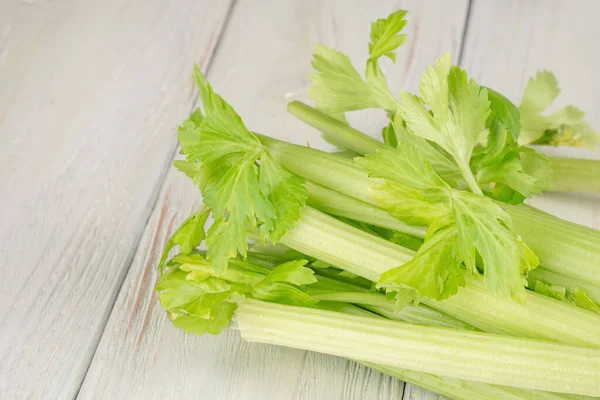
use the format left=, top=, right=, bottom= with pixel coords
left=461, top=0, right=600, bottom=227
left=0, top=1, right=233, bottom=398
left=78, top=0, right=468, bottom=399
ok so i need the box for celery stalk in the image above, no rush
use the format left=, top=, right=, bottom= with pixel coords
left=304, top=181, right=600, bottom=304
left=235, top=299, right=600, bottom=396
left=548, top=156, right=600, bottom=193
left=280, top=207, right=600, bottom=348
left=261, top=135, right=600, bottom=297
left=314, top=303, right=579, bottom=400
left=365, top=363, right=588, bottom=400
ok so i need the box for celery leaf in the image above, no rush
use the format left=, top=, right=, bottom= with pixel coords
left=520, top=70, right=599, bottom=148
left=157, top=206, right=210, bottom=273
left=380, top=226, right=464, bottom=300
left=398, top=54, right=490, bottom=191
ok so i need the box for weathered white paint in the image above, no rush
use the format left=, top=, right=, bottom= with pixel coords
left=0, top=1, right=233, bottom=398
left=78, top=0, right=468, bottom=399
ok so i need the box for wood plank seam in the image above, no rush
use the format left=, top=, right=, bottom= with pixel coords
left=457, top=0, right=473, bottom=66
left=72, top=1, right=239, bottom=398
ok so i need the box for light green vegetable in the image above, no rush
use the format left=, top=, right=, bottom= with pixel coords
left=156, top=8, right=600, bottom=399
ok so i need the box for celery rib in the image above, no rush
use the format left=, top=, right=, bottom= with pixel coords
left=236, top=299, right=600, bottom=396
left=280, top=207, right=600, bottom=348
left=548, top=156, right=600, bottom=194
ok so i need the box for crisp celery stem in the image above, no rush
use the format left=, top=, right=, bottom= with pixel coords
left=280, top=207, right=600, bottom=348
left=306, top=181, right=427, bottom=238
left=501, top=203, right=600, bottom=288
left=261, top=134, right=600, bottom=292
left=236, top=299, right=600, bottom=396
left=364, top=363, right=584, bottom=400
left=316, top=303, right=577, bottom=400
left=305, top=180, right=600, bottom=303
left=548, top=156, right=600, bottom=193
left=287, top=101, right=385, bottom=155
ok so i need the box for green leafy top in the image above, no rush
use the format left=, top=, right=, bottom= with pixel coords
left=398, top=54, right=490, bottom=194
left=357, top=142, right=538, bottom=301
left=172, top=66, right=307, bottom=273
left=308, top=11, right=409, bottom=115
left=157, top=254, right=318, bottom=335
left=303, top=10, right=557, bottom=204
left=368, top=10, right=408, bottom=63
left=519, top=70, right=599, bottom=148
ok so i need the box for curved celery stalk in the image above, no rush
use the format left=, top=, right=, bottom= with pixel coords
left=236, top=299, right=600, bottom=396
left=261, top=136, right=600, bottom=299
left=548, top=156, right=600, bottom=193
left=280, top=207, right=600, bottom=348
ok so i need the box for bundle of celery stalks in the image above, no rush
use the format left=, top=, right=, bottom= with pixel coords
left=156, top=10, right=600, bottom=399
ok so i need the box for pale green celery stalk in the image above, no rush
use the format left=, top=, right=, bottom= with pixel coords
left=305, top=181, right=600, bottom=304
left=317, top=303, right=581, bottom=400
left=306, top=181, right=427, bottom=238
left=365, top=363, right=589, bottom=400
left=548, top=156, right=600, bottom=193
left=502, top=203, right=600, bottom=292
left=287, top=101, right=385, bottom=155
left=259, top=133, right=600, bottom=294
left=309, top=276, right=475, bottom=331
left=529, top=268, right=600, bottom=304
left=314, top=303, right=577, bottom=400
left=235, top=299, right=600, bottom=396
left=280, top=207, right=600, bottom=348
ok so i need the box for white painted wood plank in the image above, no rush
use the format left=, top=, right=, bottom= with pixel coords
left=0, top=1, right=233, bottom=398
left=79, top=0, right=468, bottom=399
left=461, top=0, right=600, bottom=227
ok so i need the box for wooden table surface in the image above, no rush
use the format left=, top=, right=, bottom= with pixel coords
left=2, top=1, right=599, bottom=399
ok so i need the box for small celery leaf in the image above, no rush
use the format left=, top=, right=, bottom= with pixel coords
left=203, top=153, right=276, bottom=273
left=368, top=10, right=409, bottom=63
left=267, top=260, right=317, bottom=286
left=380, top=226, right=465, bottom=300
left=381, top=121, right=398, bottom=148
left=178, top=108, right=204, bottom=154
left=473, top=122, right=552, bottom=203
left=452, top=191, right=538, bottom=301
left=389, top=112, right=462, bottom=186
left=573, top=290, right=600, bottom=314
left=251, top=260, right=318, bottom=307
left=259, top=152, right=308, bottom=241
left=532, top=280, right=569, bottom=302
left=365, top=10, right=409, bottom=107
left=485, top=87, right=520, bottom=141
left=356, top=146, right=448, bottom=190
left=356, top=144, right=452, bottom=226
left=172, top=302, right=237, bottom=335
left=519, top=70, right=599, bottom=148
left=185, top=67, right=306, bottom=273
left=399, top=55, right=490, bottom=186
left=157, top=206, right=210, bottom=273
left=309, top=44, right=380, bottom=114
